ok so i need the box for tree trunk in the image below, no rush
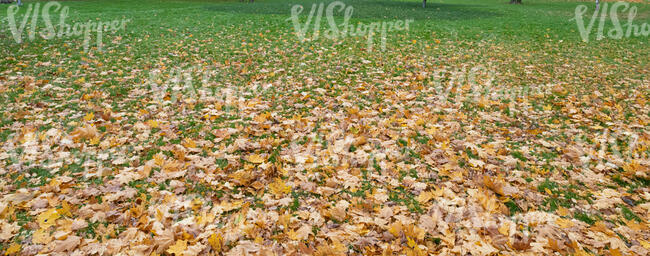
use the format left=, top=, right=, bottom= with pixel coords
left=510, top=0, right=522, bottom=4
left=423, top=0, right=426, bottom=8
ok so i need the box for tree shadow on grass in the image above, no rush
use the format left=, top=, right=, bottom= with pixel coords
left=202, top=0, right=500, bottom=21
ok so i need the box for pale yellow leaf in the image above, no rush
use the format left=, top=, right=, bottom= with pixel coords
left=167, top=240, right=187, bottom=255
left=37, top=208, right=60, bottom=229
left=247, top=154, right=265, bottom=164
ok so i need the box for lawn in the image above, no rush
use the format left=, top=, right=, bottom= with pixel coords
left=0, top=0, right=648, bottom=255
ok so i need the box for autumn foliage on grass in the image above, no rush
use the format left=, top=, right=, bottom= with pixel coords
left=0, top=0, right=649, bottom=255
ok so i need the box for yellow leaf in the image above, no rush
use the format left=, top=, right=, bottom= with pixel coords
left=153, top=153, right=165, bottom=166
left=84, top=112, right=94, bottom=121
left=403, top=224, right=425, bottom=241
left=625, top=219, right=646, bottom=231
left=32, top=228, right=52, bottom=244
left=406, top=236, right=417, bottom=248
left=49, top=178, right=62, bottom=188
left=483, top=176, right=504, bottom=196
left=254, top=236, right=263, bottom=244
left=388, top=222, right=402, bottom=237
left=182, top=138, right=196, bottom=148
left=191, top=198, right=203, bottom=211
left=269, top=178, right=291, bottom=197
left=279, top=165, right=288, bottom=176
left=247, top=154, right=265, bottom=164
left=154, top=209, right=165, bottom=223
left=5, top=242, right=20, bottom=255
left=146, top=120, right=159, bottom=128
left=229, top=170, right=253, bottom=186
left=416, top=191, right=434, bottom=204
left=254, top=112, right=271, bottom=123
left=640, top=240, right=650, bottom=249
left=476, top=189, right=500, bottom=213
left=57, top=201, right=72, bottom=217
left=37, top=208, right=60, bottom=229
left=498, top=223, right=510, bottom=236
left=555, top=218, right=574, bottom=228
left=574, top=249, right=591, bottom=256
left=208, top=233, right=223, bottom=252
left=556, top=206, right=570, bottom=217
left=287, top=225, right=311, bottom=241
left=544, top=188, right=553, bottom=195
left=287, top=229, right=299, bottom=240
left=70, top=125, right=98, bottom=141
left=166, top=240, right=187, bottom=255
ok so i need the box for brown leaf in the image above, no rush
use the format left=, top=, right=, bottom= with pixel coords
left=53, top=235, right=81, bottom=253
left=511, top=234, right=531, bottom=251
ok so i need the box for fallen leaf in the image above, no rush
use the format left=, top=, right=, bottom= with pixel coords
left=37, top=208, right=60, bottom=229
left=288, top=225, right=311, bottom=241
left=5, top=242, right=20, bottom=255
left=167, top=239, right=187, bottom=255
left=498, top=223, right=510, bottom=236
left=555, top=218, right=574, bottom=229
left=32, top=228, right=52, bottom=244
left=53, top=235, right=81, bottom=252
left=208, top=233, right=223, bottom=252
left=0, top=221, right=19, bottom=240
left=269, top=178, right=291, bottom=197
left=247, top=154, right=265, bottom=164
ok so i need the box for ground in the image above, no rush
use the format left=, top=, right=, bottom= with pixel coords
left=0, top=0, right=649, bottom=255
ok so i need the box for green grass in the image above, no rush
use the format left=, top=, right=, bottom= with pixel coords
left=1, top=1, right=648, bottom=80
left=0, top=0, right=648, bottom=254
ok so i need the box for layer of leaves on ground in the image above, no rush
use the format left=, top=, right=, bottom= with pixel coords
left=0, top=0, right=649, bottom=255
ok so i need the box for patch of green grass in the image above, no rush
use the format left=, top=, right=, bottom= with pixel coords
left=27, top=167, right=54, bottom=187
left=574, top=211, right=596, bottom=225
left=537, top=178, right=559, bottom=193
left=504, top=200, right=522, bottom=215
left=215, top=158, right=229, bottom=169
left=0, top=0, right=647, bottom=252
left=538, top=179, right=591, bottom=212
left=511, top=151, right=527, bottom=162
left=388, top=187, right=424, bottom=214
left=620, top=205, right=642, bottom=222
left=77, top=221, right=101, bottom=239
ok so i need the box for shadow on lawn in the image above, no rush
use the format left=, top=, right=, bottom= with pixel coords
left=203, top=0, right=500, bottom=21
